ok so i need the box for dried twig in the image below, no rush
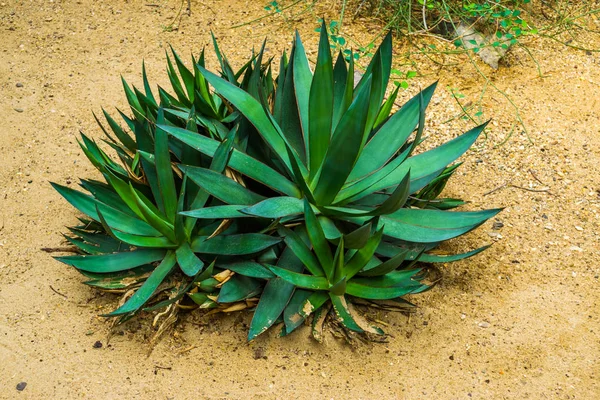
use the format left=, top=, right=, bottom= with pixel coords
left=49, top=285, right=68, bottom=299
left=154, top=365, right=173, bottom=373
left=483, top=182, right=508, bottom=196
left=41, top=246, right=78, bottom=253
left=528, top=169, right=548, bottom=186
left=178, top=345, right=198, bottom=355
left=509, top=184, right=551, bottom=193
left=484, top=181, right=552, bottom=196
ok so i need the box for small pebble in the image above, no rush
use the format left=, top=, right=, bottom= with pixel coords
left=16, top=82, right=23, bottom=88
left=492, top=221, right=504, bottom=230
left=16, top=382, right=27, bottom=391
left=478, top=321, right=490, bottom=328
left=14, top=108, right=23, bottom=113
left=253, top=347, right=266, bottom=360
left=93, top=340, right=103, bottom=349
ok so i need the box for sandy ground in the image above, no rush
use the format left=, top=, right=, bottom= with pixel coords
left=1, top=1, right=599, bottom=399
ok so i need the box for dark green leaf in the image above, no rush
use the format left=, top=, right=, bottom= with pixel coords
left=268, top=265, right=329, bottom=290
left=342, top=222, right=372, bottom=249
left=191, top=233, right=281, bottom=255
left=222, top=261, right=275, bottom=279
left=51, top=183, right=162, bottom=237
left=56, top=248, right=166, bottom=273
left=248, top=243, right=306, bottom=341
left=181, top=205, right=247, bottom=219
left=283, top=289, right=312, bottom=333
left=176, top=242, right=204, bottom=276
left=313, top=77, right=372, bottom=205
left=163, top=124, right=300, bottom=197
left=292, top=31, right=312, bottom=152
left=350, top=122, right=489, bottom=202
left=349, top=82, right=436, bottom=181
left=343, top=227, right=383, bottom=279
left=329, top=294, right=363, bottom=332
left=308, top=22, right=334, bottom=179
left=277, top=226, right=324, bottom=277
left=154, top=120, right=178, bottom=222
left=105, top=251, right=177, bottom=315
left=240, top=196, right=304, bottom=218
left=196, top=65, right=294, bottom=173
left=304, top=199, right=333, bottom=279
left=332, top=51, right=349, bottom=131
left=180, top=165, right=265, bottom=205
left=278, top=47, right=306, bottom=162
left=359, top=248, right=411, bottom=276
left=345, top=281, right=422, bottom=300
left=373, top=84, right=400, bottom=128
left=129, top=183, right=177, bottom=243
left=84, top=265, right=154, bottom=291
left=218, top=275, right=262, bottom=303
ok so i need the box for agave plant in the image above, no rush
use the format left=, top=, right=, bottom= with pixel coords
left=53, top=22, right=499, bottom=340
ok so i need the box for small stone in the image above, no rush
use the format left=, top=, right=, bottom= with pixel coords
left=92, top=340, right=103, bottom=349
left=253, top=347, right=266, bottom=360
left=478, top=321, right=490, bottom=328
left=16, top=382, right=27, bottom=391
left=575, top=226, right=583, bottom=231
left=16, top=82, right=23, bottom=88
left=492, top=221, right=504, bottom=230
left=449, top=355, right=454, bottom=360
left=569, top=246, right=583, bottom=252
left=14, top=108, right=23, bottom=113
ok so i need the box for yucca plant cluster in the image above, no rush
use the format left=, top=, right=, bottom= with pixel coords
left=53, top=24, right=500, bottom=341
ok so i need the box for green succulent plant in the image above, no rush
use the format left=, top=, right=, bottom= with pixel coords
left=52, top=22, right=500, bottom=340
